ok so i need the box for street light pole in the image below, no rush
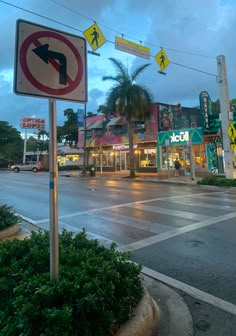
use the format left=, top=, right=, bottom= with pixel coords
left=217, top=55, right=235, bottom=179
left=81, top=104, right=87, bottom=176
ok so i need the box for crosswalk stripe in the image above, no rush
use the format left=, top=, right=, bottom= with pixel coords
left=169, top=199, right=236, bottom=211
left=87, top=211, right=173, bottom=234
left=126, top=203, right=211, bottom=221
left=123, top=212, right=236, bottom=251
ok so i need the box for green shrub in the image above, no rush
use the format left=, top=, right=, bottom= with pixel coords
left=0, top=205, right=19, bottom=230
left=0, top=230, right=143, bottom=336
left=197, top=175, right=236, bottom=187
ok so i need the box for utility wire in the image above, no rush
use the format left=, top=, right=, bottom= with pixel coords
left=170, top=61, right=218, bottom=77
left=0, top=0, right=218, bottom=77
left=50, top=0, right=216, bottom=60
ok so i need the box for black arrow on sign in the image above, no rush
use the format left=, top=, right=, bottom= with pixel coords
left=32, top=44, right=67, bottom=85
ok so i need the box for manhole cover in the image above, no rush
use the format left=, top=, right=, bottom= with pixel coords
left=185, top=240, right=206, bottom=247
left=195, top=319, right=211, bottom=331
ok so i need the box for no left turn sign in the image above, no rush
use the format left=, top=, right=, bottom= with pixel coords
left=14, top=19, right=87, bottom=102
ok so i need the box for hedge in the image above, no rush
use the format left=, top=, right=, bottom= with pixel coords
left=0, top=230, right=143, bottom=336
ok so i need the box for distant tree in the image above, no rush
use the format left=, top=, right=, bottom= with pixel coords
left=59, top=109, right=78, bottom=147
left=26, top=136, right=38, bottom=152
left=0, top=121, right=23, bottom=164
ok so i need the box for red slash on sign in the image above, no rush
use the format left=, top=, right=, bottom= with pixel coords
left=14, top=19, right=87, bottom=102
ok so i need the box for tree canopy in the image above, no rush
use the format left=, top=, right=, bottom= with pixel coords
left=102, top=58, right=152, bottom=177
left=57, top=108, right=78, bottom=147
left=0, top=121, right=23, bottom=165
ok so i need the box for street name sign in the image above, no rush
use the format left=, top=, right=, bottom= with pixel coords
left=20, top=117, right=46, bottom=129
left=83, top=23, right=106, bottom=51
left=115, top=36, right=150, bottom=60
left=155, top=48, right=170, bottom=72
left=14, top=19, right=87, bottom=102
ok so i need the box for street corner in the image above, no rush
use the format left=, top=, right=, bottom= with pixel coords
left=142, top=274, right=194, bottom=336
left=116, top=288, right=160, bottom=336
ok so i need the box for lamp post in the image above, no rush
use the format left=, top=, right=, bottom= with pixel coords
left=81, top=104, right=87, bottom=176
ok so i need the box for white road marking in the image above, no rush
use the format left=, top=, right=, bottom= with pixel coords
left=169, top=199, right=236, bottom=211
left=191, top=194, right=236, bottom=203
left=88, top=211, right=173, bottom=234
left=35, top=191, right=225, bottom=224
left=127, top=203, right=211, bottom=221
left=142, top=266, right=236, bottom=317
left=124, top=212, right=236, bottom=251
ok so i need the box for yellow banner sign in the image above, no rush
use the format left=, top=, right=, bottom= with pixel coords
left=115, top=37, right=150, bottom=59
left=83, top=23, right=106, bottom=51
left=155, top=49, right=170, bottom=71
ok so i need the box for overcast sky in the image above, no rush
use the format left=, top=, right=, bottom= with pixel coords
left=0, top=0, right=235, bottom=132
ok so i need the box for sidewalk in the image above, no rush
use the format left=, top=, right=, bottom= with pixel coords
left=60, top=169, right=202, bottom=186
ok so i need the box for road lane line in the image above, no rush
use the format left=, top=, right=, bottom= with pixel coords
left=124, top=212, right=236, bottom=251
left=142, top=266, right=236, bottom=316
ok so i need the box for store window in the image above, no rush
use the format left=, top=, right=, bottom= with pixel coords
left=160, top=144, right=207, bottom=170
left=138, top=148, right=157, bottom=167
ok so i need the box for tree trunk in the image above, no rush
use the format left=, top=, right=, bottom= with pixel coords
left=128, top=121, right=135, bottom=178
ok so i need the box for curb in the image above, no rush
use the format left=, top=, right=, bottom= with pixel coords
left=143, top=275, right=194, bottom=336
left=116, top=289, right=160, bottom=336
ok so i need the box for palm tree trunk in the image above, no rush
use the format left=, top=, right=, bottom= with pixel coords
left=128, top=121, right=135, bottom=178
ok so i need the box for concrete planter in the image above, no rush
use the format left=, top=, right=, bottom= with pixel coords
left=0, top=224, right=20, bottom=240
left=116, top=291, right=160, bottom=336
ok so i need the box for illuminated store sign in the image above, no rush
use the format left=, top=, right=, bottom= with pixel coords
left=158, top=128, right=203, bottom=146
left=170, top=131, right=189, bottom=143
left=113, top=144, right=137, bottom=150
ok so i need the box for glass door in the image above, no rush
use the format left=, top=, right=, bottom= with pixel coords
left=183, top=146, right=191, bottom=175
left=118, top=151, right=129, bottom=171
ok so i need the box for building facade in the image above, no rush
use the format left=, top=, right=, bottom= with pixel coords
left=77, top=101, right=225, bottom=175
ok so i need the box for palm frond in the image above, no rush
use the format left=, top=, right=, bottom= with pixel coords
left=108, top=58, right=128, bottom=78
left=131, top=63, right=151, bottom=82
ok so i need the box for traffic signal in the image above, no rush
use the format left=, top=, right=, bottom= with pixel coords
left=207, top=114, right=221, bottom=134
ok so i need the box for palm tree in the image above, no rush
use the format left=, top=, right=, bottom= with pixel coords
left=103, top=57, right=153, bottom=177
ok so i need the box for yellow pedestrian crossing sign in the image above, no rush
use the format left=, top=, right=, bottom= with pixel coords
left=83, top=23, right=106, bottom=51
left=227, top=122, right=236, bottom=142
left=155, top=48, right=170, bottom=72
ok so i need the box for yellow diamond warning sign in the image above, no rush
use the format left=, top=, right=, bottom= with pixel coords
left=155, top=48, right=170, bottom=72
left=83, top=23, right=106, bottom=51
left=227, top=122, right=236, bottom=142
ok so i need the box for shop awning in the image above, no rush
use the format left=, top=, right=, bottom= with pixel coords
left=106, top=117, right=123, bottom=127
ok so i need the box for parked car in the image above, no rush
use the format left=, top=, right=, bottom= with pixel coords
left=11, top=162, right=42, bottom=173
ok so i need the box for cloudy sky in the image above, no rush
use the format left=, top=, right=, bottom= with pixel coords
left=0, top=0, right=235, bottom=132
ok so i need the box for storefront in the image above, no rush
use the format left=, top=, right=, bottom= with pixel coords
left=90, top=142, right=157, bottom=172
left=157, top=128, right=207, bottom=175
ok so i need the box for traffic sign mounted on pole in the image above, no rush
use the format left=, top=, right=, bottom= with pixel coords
left=14, top=19, right=87, bottom=102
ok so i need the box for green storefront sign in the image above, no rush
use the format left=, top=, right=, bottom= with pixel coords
left=158, top=128, right=203, bottom=146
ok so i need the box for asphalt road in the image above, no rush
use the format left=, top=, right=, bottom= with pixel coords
left=1, top=170, right=236, bottom=334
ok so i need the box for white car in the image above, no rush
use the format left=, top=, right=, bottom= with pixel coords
left=11, top=162, right=42, bottom=173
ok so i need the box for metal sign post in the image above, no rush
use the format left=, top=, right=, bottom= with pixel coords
left=49, top=99, right=59, bottom=280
